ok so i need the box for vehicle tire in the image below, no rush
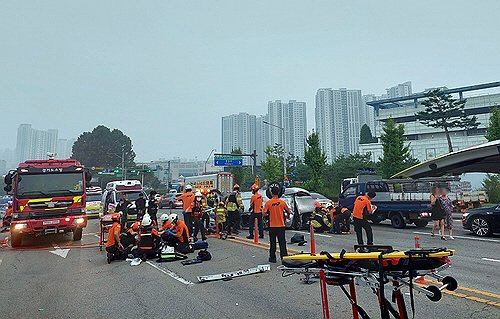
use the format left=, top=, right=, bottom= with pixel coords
left=413, top=220, right=428, bottom=228
left=471, top=217, right=491, bottom=237
left=10, top=232, right=22, bottom=248
left=73, top=228, right=83, bottom=241
left=390, top=213, right=406, bottom=229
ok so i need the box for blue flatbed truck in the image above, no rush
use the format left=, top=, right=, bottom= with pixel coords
left=338, top=180, right=431, bottom=229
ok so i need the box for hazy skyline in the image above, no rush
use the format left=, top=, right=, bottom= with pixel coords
left=1, top=1, right=500, bottom=162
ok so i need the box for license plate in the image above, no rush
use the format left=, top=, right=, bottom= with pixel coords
left=43, top=220, right=60, bottom=225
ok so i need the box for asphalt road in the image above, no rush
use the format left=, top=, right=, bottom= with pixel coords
left=0, top=209, right=499, bottom=319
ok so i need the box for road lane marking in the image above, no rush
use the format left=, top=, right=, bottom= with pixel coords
left=292, top=230, right=332, bottom=238
left=49, top=243, right=70, bottom=258
left=413, top=231, right=500, bottom=243
left=145, top=261, right=194, bottom=286
left=482, top=257, right=500, bottom=263
left=0, top=259, right=2, bottom=268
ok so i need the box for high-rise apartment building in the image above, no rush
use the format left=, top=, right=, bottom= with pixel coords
left=221, top=113, right=257, bottom=164
left=386, top=81, right=412, bottom=99
left=315, top=88, right=366, bottom=162
left=221, top=100, right=307, bottom=165
left=15, top=124, right=59, bottom=162
left=268, top=100, right=307, bottom=159
left=57, top=138, right=76, bottom=159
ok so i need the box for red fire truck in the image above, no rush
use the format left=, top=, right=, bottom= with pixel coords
left=3, top=159, right=91, bottom=247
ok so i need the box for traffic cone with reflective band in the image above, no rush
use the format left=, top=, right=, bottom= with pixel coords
left=414, top=235, right=428, bottom=283
left=310, top=222, right=316, bottom=254
left=253, top=217, right=259, bottom=244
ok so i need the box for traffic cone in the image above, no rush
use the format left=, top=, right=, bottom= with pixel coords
left=310, top=222, right=316, bottom=254
left=253, top=218, right=259, bottom=244
left=415, top=276, right=428, bottom=284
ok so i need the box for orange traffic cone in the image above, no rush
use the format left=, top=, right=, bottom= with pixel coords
left=415, top=276, right=428, bottom=284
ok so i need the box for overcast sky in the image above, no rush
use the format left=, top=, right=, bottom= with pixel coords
left=1, top=1, right=499, bottom=162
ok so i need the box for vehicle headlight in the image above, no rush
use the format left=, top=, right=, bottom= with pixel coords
left=75, top=217, right=85, bottom=224
left=462, top=212, right=469, bottom=218
left=13, top=223, right=27, bottom=230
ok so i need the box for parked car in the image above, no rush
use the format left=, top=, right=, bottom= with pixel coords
left=159, top=193, right=182, bottom=209
left=462, top=204, right=500, bottom=237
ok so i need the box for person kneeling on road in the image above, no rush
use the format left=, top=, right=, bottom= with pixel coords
left=329, top=206, right=352, bottom=234
left=106, top=213, right=125, bottom=263
left=153, top=213, right=174, bottom=243
left=264, top=185, right=290, bottom=263
left=352, top=192, right=377, bottom=248
left=164, top=214, right=191, bottom=253
left=120, top=221, right=140, bottom=256
left=191, top=192, right=207, bottom=241
left=247, top=184, right=264, bottom=239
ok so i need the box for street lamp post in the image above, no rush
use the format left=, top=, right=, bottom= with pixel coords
left=204, top=149, right=216, bottom=174
left=263, top=120, right=287, bottom=180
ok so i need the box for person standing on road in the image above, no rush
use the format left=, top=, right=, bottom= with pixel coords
left=263, top=185, right=290, bottom=263
left=247, top=184, right=264, bottom=239
left=176, top=185, right=195, bottom=237
left=215, top=201, right=227, bottom=235
left=148, top=191, right=159, bottom=226
left=135, top=193, right=146, bottom=220
left=225, top=184, right=244, bottom=235
left=440, top=187, right=454, bottom=240
left=430, top=186, right=446, bottom=240
left=352, top=192, right=376, bottom=248
left=191, top=192, right=207, bottom=241
left=200, top=189, right=210, bottom=229
left=116, top=195, right=131, bottom=230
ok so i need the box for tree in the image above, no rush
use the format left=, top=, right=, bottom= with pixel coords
left=482, top=174, right=500, bottom=203
left=359, top=124, right=376, bottom=144
left=303, top=133, right=327, bottom=191
left=379, top=118, right=413, bottom=178
left=72, top=125, right=136, bottom=168
left=485, top=106, right=500, bottom=142
left=323, top=153, right=377, bottom=199
left=261, top=146, right=282, bottom=182
left=416, top=89, right=479, bottom=152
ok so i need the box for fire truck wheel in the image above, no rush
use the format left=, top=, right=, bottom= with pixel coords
left=11, top=232, right=22, bottom=248
left=73, top=228, right=83, bottom=241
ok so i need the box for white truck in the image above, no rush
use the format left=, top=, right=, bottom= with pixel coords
left=185, top=173, right=234, bottom=195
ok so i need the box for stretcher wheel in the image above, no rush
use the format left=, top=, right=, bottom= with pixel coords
left=425, top=285, right=442, bottom=302
left=442, top=276, right=458, bottom=291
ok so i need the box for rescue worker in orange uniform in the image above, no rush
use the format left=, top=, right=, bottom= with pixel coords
left=106, top=213, right=125, bottom=263
left=176, top=184, right=195, bottom=236
left=3, top=202, right=13, bottom=227
left=329, top=205, right=352, bottom=234
left=263, top=185, right=290, bottom=263
left=247, top=184, right=264, bottom=239
left=191, top=192, right=207, bottom=241
left=163, top=214, right=190, bottom=252
left=352, top=192, right=377, bottom=247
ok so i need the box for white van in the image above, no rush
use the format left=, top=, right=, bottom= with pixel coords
left=100, top=180, right=148, bottom=220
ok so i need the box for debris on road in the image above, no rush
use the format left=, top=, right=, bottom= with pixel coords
left=197, top=264, right=271, bottom=283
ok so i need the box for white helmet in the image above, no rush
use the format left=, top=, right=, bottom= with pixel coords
left=168, top=213, right=178, bottom=223
left=195, top=191, right=202, bottom=197
left=142, top=214, right=152, bottom=227
left=185, top=184, right=192, bottom=191
left=160, top=213, right=169, bottom=222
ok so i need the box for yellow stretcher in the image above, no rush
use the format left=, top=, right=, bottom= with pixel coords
left=278, top=246, right=458, bottom=319
left=283, top=249, right=455, bottom=261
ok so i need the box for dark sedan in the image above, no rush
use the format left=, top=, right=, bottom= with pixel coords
left=462, top=204, right=500, bottom=237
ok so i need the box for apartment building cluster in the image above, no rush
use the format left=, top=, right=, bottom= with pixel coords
left=221, top=100, right=307, bottom=164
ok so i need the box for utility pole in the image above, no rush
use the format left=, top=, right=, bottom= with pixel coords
left=121, top=146, right=125, bottom=181
left=141, top=163, right=145, bottom=185
left=263, top=121, right=287, bottom=180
